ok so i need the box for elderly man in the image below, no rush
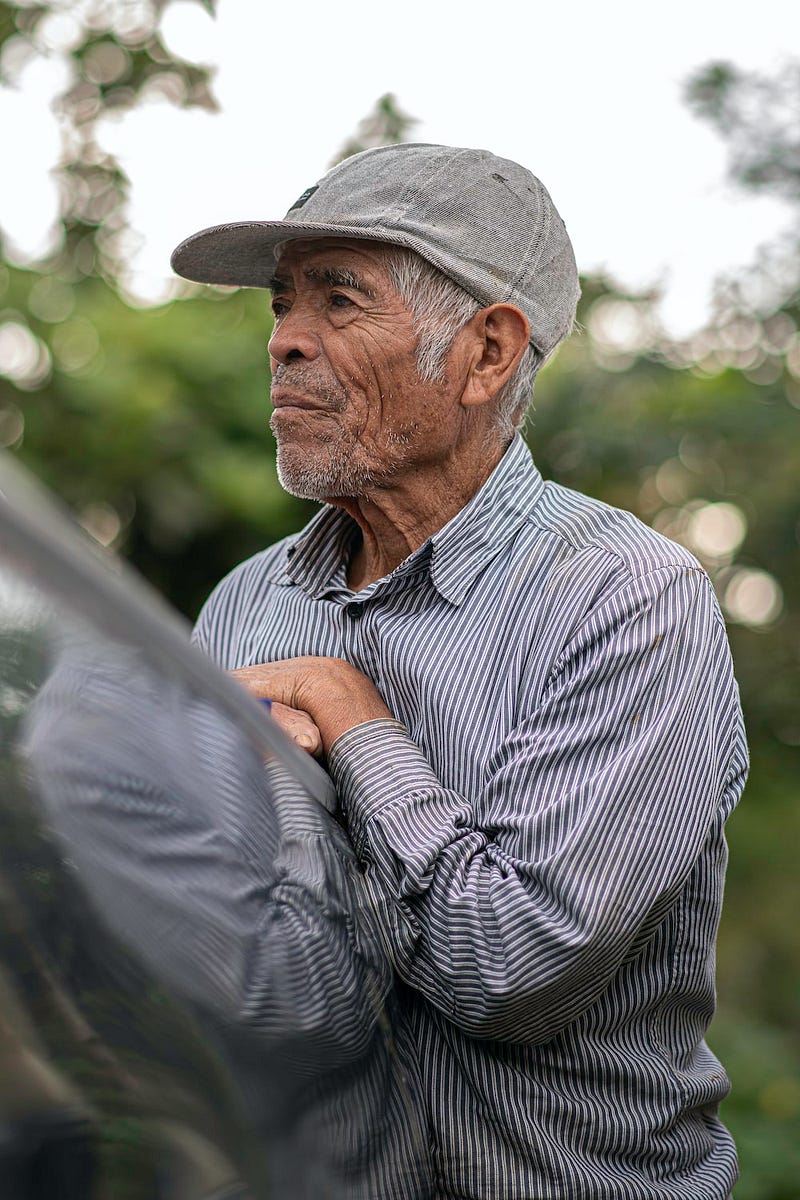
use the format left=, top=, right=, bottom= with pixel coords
left=172, top=144, right=747, bottom=1200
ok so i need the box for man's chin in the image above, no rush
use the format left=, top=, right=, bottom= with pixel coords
left=275, top=448, right=371, bottom=502
left=275, top=461, right=328, bottom=501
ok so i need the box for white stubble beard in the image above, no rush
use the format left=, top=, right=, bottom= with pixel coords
left=272, top=421, right=378, bottom=500
left=269, top=362, right=375, bottom=501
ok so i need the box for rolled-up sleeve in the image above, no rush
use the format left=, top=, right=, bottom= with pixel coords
left=328, top=565, right=748, bottom=1044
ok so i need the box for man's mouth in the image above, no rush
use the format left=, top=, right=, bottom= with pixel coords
left=270, top=364, right=348, bottom=413
left=270, top=390, right=329, bottom=411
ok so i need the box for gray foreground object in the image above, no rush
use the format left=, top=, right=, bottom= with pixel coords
left=0, top=451, right=431, bottom=1198
left=24, top=641, right=429, bottom=1198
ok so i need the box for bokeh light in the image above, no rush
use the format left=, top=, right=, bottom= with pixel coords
left=687, top=502, right=747, bottom=561
left=108, top=0, right=156, bottom=46
left=160, top=1, right=217, bottom=65
left=79, top=501, right=123, bottom=547
left=654, top=458, right=693, bottom=505
left=51, top=317, right=102, bottom=374
left=0, top=320, right=51, bottom=388
left=27, top=277, right=76, bottom=323
left=723, top=567, right=783, bottom=627
left=0, top=404, right=25, bottom=448
left=785, top=332, right=800, bottom=378
left=34, top=10, right=84, bottom=54
left=587, top=296, right=661, bottom=372
left=82, top=40, right=130, bottom=86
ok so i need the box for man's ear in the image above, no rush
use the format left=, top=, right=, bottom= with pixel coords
left=459, top=304, right=531, bottom=409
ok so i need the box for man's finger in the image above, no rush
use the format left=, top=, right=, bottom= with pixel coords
left=269, top=701, right=323, bottom=757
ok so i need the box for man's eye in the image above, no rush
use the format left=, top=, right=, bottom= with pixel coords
left=271, top=300, right=289, bottom=318
left=330, top=293, right=354, bottom=309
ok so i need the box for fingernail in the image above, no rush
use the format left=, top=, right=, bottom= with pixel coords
left=296, top=734, right=314, bottom=749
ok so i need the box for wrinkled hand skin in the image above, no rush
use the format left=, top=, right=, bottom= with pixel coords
left=230, top=657, right=393, bottom=756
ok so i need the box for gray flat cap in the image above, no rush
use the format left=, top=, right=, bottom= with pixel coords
left=171, top=143, right=580, bottom=358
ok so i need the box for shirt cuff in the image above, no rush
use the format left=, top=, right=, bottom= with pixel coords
left=328, top=718, right=448, bottom=854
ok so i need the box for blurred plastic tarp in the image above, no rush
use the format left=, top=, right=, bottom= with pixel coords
left=0, top=452, right=429, bottom=1199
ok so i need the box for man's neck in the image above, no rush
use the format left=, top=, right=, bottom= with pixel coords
left=334, top=440, right=510, bottom=592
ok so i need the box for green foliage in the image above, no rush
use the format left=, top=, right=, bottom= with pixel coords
left=331, top=92, right=418, bottom=166
left=711, top=1010, right=800, bottom=1200
left=0, top=0, right=217, bottom=281
left=0, top=263, right=311, bottom=613
left=685, top=60, right=800, bottom=201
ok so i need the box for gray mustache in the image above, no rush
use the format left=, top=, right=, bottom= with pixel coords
left=271, top=363, right=347, bottom=408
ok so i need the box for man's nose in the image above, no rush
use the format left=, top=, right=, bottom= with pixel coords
left=268, top=308, right=321, bottom=365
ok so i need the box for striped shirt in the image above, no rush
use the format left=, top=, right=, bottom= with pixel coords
left=194, top=433, right=748, bottom=1200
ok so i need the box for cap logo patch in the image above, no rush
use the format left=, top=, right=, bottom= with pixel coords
left=288, top=185, right=319, bottom=212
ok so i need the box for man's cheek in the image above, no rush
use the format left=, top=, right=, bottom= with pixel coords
left=337, top=370, right=381, bottom=434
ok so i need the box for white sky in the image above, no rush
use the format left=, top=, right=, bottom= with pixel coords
left=2, top=0, right=799, bottom=336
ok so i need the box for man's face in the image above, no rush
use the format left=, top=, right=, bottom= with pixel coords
left=267, top=238, right=463, bottom=501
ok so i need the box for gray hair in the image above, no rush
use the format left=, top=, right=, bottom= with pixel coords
left=381, top=247, right=544, bottom=440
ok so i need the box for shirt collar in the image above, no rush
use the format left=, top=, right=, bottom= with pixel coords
left=281, top=504, right=356, bottom=598
left=428, top=434, right=544, bottom=604
left=280, top=435, right=544, bottom=604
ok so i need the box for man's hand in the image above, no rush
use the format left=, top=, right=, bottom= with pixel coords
left=230, top=657, right=393, bottom=755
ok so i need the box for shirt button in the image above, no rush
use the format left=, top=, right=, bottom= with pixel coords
left=345, top=602, right=363, bottom=618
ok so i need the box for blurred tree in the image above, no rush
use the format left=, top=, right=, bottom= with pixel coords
left=673, top=65, right=800, bottom=1196
left=685, top=60, right=800, bottom=325
left=0, top=261, right=307, bottom=614
left=686, top=60, right=800, bottom=203
left=331, top=92, right=417, bottom=166
left=0, top=0, right=267, bottom=615
left=0, top=0, right=216, bottom=281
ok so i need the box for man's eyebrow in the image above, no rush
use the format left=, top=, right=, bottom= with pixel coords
left=267, top=265, right=376, bottom=297
left=305, top=266, right=375, bottom=296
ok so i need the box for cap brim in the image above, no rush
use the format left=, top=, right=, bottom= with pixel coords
left=170, top=220, right=413, bottom=288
